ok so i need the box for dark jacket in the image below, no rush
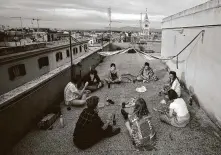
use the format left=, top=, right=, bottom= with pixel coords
left=83, top=70, right=101, bottom=86
left=73, top=108, right=104, bottom=149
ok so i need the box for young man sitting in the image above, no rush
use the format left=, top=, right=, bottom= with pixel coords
left=73, top=96, right=120, bottom=150
left=82, top=70, right=104, bottom=92
left=136, top=62, right=158, bottom=83
left=105, top=63, right=121, bottom=85
left=64, top=79, right=90, bottom=106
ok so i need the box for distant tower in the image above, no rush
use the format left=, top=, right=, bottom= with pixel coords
left=143, top=8, right=150, bottom=37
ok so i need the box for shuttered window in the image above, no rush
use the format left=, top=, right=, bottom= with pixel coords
left=84, top=44, right=88, bottom=52
left=38, top=57, right=49, bottom=69
left=56, top=52, right=63, bottom=62
left=73, top=48, right=78, bottom=55
left=8, top=64, right=26, bottom=80
left=66, top=49, right=70, bottom=57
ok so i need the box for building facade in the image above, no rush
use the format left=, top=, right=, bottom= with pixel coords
left=0, top=41, right=89, bottom=95
left=161, top=0, right=221, bottom=128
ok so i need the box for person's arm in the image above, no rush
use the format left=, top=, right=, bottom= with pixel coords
left=148, top=67, right=154, bottom=77
left=101, top=114, right=113, bottom=130
left=107, top=70, right=112, bottom=81
left=168, top=108, right=174, bottom=117
left=125, top=121, right=133, bottom=135
left=95, top=74, right=101, bottom=82
left=138, top=66, right=144, bottom=76
left=116, top=70, right=121, bottom=81
left=79, top=82, right=89, bottom=95
left=95, top=73, right=102, bottom=86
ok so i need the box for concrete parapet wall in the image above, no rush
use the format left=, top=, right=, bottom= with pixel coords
left=162, top=0, right=221, bottom=28
left=0, top=43, right=109, bottom=154
left=161, top=0, right=221, bottom=129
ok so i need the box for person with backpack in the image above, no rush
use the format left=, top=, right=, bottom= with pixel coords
left=121, top=98, right=156, bottom=150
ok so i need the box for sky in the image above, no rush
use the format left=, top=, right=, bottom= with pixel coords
left=0, top=0, right=208, bottom=29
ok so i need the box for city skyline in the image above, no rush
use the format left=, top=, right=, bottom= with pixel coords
left=0, top=0, right=208, bottom=29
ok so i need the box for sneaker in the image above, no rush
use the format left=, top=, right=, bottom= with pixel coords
left=112, top=127, right=121, bottom=136
left=107, top=99, right=115, bottom=104
left=122, top=102, right=126, bottom=108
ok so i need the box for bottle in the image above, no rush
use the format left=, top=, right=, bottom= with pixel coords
left=60, top=115, right=64, bottom=128
left=113, top=114, right=116, bottom=125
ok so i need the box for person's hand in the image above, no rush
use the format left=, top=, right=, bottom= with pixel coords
left=98, top=82, right=102, bottom=88
left=85, top=82, right=89, bottom=87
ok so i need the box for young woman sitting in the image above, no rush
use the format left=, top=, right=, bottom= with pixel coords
left=136, top=62, right=158, bottom=83
left=160, top=71, right=181, bottom=97
left=160, top=89, right=190, bottom=128
left=73, top=96, right=121, bottom=150
left=121, top=98, right=156, bottom=150
left=82, top=70, right=104, bottom=92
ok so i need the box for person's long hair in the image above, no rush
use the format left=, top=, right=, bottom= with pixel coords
left=169, top=71, right=178, bottom=86
left=133, top=98, right=150, bottom=119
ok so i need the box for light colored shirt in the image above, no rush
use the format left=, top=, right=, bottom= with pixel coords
left=64, top=82, right=79, bottom=105
left=169, top=98, right=189, bottom=117
left=171, top=79, right=181, bottom=97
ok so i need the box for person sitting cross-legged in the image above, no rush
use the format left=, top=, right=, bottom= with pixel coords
left=160, top=71, right=181, bottom=97
left=64, top=79, right=90, bottom=106
left=160, top=89, right=190, bottom=128
left=82, top=70, right=104, bottom=92
left=73, top=96, right=121, bottom=150
left=105, top=63, right=121, bottom=85
left=121, top=98, right=156, bottom=150
left=136, top=62, right=158, bottom=83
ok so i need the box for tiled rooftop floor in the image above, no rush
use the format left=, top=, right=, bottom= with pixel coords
left=10, top=53, right=221, bottom=155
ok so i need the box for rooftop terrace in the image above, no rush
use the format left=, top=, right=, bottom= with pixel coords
left=10, top=52, right=221, bottom=155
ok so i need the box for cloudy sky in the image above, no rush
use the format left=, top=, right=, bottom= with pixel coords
left=0, top=0, right=208, bottom=29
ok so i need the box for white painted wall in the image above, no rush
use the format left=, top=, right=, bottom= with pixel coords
left=0, top=43, right=88, bottom=95
left=161, top=0, right=221, bottom=127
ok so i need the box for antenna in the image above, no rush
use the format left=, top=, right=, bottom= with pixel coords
left=11, top=17, right=24, bottom=38
left=140, top=13, right=143, bottom=33
left=108, top=7, right=112, bottom=41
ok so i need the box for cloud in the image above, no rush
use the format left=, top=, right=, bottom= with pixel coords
left=0, top=0, right=209, bottom=29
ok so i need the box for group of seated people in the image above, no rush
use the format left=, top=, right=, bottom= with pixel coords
left=63, top=62, right=190, bottom=150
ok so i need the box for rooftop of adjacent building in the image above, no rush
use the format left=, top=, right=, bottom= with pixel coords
left=0, top=45, right=103, bottom=108
left=9, top=52, right=221, bottom=155
left=0, top=39, right=89, bottom=61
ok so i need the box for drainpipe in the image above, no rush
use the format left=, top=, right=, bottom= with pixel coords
left=69, top=31, right=73, bottom=81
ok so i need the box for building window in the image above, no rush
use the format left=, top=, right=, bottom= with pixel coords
left=84, top=44, right=88, bottom=52
left=8, top=64, right=26, bottom=80
left=66, top=49, right=70, bottom=57
left=73, top=48, right=78, bottom=55
left=38, top=57, right=49, bottom=69
left=56, top=52, right=63, bottom=62
left=80, top=46, right=82, bottom=52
